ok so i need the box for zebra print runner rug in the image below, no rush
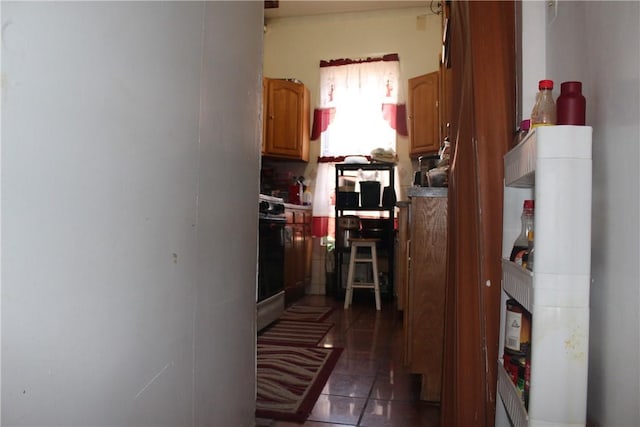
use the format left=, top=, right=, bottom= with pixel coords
left=255, top=344, right=343, bottom=422
left=257, top=320, right=334, bottom=347
left=278, top=304, right=333, bottom=322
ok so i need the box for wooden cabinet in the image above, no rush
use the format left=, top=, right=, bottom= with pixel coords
left=394, top=201, right=410, bottom=311
left=263, top=78, right=310, bottom=161
left=284, top=205, right=312, bottom=305
left=439, top=55, right=452, bottom=144
left=262, top=77, right=267, bottom=154
left=408, top=71, right=440, bottom=157
left=402, top=188, right=447, bottom=402
left=439, top=3, right=452, bottom=144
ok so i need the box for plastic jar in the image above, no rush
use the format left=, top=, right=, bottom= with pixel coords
left=556, top=81, right=586, bottom=125
left=531, top=79, right=556, bottom=128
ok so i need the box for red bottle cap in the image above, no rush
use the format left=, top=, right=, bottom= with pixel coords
left=520, top=119, right=531, bottom=131
left=538, top=79, right=554, bottom=90
left=523, top=200, right=535, bottom=210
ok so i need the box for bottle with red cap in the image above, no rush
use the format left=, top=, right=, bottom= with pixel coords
left=531, top=79, right=556, bottom=128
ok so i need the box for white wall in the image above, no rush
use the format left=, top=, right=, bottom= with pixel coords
left=1, top=2, right=263, bottom=425
left=264, top=7, right=442, bottom=197
left=522, top=1, right=640, bottom=426
left=579, top=3, right=640, bottom=426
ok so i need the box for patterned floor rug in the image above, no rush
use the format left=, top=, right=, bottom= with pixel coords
left=256, top=344, right=343, bottom=422
left=278, top=304, right=333, bottom=322
left=258, top=320, right=334, bottom=347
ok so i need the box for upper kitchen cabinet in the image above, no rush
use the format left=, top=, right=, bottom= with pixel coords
left=263, top=78, right=310, bottom=162
left=408, top=71, right=440, bottom=157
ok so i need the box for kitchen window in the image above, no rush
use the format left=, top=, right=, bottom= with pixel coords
left=311, top=54, right=406, bottom=239
left=312, top=54, right=405, bottom=157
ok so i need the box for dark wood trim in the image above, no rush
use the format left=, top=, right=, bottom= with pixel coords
left=440, top=2, right=516, bottom=426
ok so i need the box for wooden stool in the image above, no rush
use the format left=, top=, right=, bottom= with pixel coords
left=344, top=238, right=381, bottom=310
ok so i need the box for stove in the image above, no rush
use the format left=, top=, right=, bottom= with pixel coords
left=259, top=194, right=286, bottom=221
left=257, top=194, right=286, bottom=331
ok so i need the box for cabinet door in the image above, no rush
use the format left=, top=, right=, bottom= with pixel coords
left=395, top=203, right=410, bottom=311
left=408, top=71, right=440, bottom=156
left=407, top=195, right=447, bottom=401
left=293, top=221, right=305, bottom=286
left=283, top=210, right=295, bottom=292
left=439, top=59, right=452, bottom=144
left=261, top=77, right=267, bottom=155
left=284, top=208, right=311, bottom=304
left=264, top=79, right=310, bottom=161
left=303, top=212, right=313, bottom=285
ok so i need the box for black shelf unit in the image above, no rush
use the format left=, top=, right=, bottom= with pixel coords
left=333, top=163, right=395, bottom=301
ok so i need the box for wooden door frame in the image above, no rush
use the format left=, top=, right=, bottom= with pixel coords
left=440, top=2, right=516, bottom=426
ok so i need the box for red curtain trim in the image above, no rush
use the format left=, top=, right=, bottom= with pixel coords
left=310, top=108, right=335, bottom=141
left=311, top=103, right=408, bottom=142
left=311, top=216, right=398, bottom=238
left=311, top=216, right=330, bottom=238
left=382, top=103, right=408, bottom=137
left=319, top=53, right=399, bottom=68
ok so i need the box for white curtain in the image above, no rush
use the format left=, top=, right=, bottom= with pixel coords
left=312, top=162, right=337, bottom=220
left=311, top=56, right=402, bottom=238
left=319, top=59, right=402, bottom=156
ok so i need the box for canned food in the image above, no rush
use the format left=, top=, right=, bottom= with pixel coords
left=505, top=299, right=531, bottom=355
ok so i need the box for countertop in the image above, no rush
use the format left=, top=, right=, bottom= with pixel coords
left=406, top=186, right=448, bottom=198
left=284, top=203, right=312, bottom=210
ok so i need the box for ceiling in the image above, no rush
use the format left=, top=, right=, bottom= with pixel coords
left=264, top=1, right=432, bottom=20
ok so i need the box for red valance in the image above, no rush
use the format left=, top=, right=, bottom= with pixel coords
left=311, top=216, right=331, bottom=238
left=382, top=103, right=408, bottom=137
left=310, top=104, right=407, bottom=141
left=319, top=53, right=400, bottom=68
left=310, top=108, right=335, bottom=141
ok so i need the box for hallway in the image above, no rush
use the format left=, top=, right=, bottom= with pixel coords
left=268, top=294, right=440, bottom=427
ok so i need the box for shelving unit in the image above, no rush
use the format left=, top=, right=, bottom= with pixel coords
left=334, top=163, right=395, bottom=300
left=496, top=126, right=592, bottom=427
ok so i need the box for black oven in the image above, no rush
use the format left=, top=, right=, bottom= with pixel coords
left=257, top=213, right=285, bottom=302
left=257, top=194, right=286, bottom=330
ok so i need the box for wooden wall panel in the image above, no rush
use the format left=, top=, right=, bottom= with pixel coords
left=440, top=1, right=516, bottom=426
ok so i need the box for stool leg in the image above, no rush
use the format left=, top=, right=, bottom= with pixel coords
left=371, top=245, right=381, bottom=310
left=344, top=244, right=357, bottom=309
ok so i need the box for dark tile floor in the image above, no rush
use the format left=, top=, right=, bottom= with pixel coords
left=269, top=293, right=440, bottom=427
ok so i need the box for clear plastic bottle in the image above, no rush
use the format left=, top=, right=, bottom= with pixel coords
left=302, top=183, right=313, bottom=206
left=530, top=79, right=556, bottom=128
left=510, top=200, right=534, bottom=266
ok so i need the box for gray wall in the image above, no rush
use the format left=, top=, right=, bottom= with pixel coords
left=1, top=2, right=263, bottom=425
left=540, top=1, right=640, bottom=426
left=581, top=3, right=640, bottom=425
